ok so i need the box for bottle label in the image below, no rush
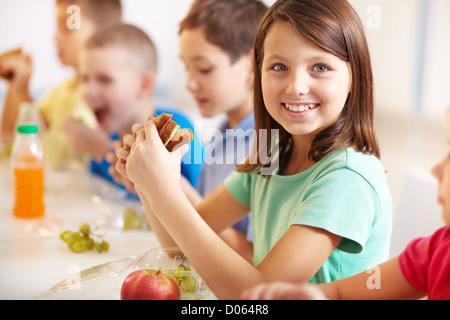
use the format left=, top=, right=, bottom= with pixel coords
left=13, top=167, right=45, bottom=218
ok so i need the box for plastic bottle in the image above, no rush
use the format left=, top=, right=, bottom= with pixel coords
left=10, top=124, right=45, bottom=218
left=15, top=102, right=45, bottom=137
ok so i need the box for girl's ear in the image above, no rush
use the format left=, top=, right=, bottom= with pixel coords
left=139, top=71, right=156, bottom=97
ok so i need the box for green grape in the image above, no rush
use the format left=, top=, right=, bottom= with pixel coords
left=169, top=264, right=188, bottom=281
left=123, top=209, right=141, bottom=230
left=85, top=236, right=95, bottom=250
left=72, top=233, right=81, bottom=242
left=182, top=275, right=197, bottom=293
left=60, top=223, right=109, bottom=254
left=166, top=271, right=177, bottom=282
left=101, top=240, right=109, bottom=252
left=168, top=271, right=182, bottom=282
left=168, top=261, right=197, bottom=296
left=60, top=231, right=75, bottom=244
left=95, top=240, right=109, bottom=253
left=69, top=238, right=90, bottom=253
left=79, top=223, right=90, bottom=237
left=177, top=265, right=191, bottom=272
left=122, top=208, right=151, bottom=230
left=177, top=264, right=196, bottom=293
left=94, top=242, right=102, bottom=253
left=122, top=208, right=135, bottom=220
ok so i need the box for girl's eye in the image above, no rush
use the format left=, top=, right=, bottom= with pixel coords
left=313, top=64, right=329, bottom=72
left=272, top=64, right=288, bottom=72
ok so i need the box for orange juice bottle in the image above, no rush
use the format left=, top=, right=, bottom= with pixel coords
left=11, top=124, right=45, bottom=218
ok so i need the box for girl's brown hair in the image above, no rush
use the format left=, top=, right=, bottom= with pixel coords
left=179, top=0, right=268, bottom=63
left=238, top=0, right=380, bottom=174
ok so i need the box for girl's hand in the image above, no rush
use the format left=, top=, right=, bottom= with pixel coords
left=107, top=141, right=137, bottom=194
left=241, top=282, right=328, bottom=300
left=124, top=120, right=190, bottom=200
left=115, top=123, right=142, bottom=180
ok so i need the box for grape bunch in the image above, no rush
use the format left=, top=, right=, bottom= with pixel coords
left=122, top=208, right=150, bottom=230
left=60, top=223, right=109, bottom=253
left=166, top=257, right=197, bottom=297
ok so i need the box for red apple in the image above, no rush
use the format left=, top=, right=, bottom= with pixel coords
left=120, top=269, right=181, bottom=300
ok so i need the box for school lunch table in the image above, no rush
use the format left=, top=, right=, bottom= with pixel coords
left=0, top=157, right=212, bottom=300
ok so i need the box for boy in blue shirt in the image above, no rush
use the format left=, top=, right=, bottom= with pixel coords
left=177, top=0, right=268, bottom=261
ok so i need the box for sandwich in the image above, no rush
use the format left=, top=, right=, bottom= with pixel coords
left=148, top=113, right=193, bottom=151
left=0, top=48, right=23, bottom=80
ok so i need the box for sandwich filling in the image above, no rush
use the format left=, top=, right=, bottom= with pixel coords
left=148, top=113, right=193, bottom=151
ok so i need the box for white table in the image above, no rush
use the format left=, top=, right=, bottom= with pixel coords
left=0, top=158, right=162, bottom=300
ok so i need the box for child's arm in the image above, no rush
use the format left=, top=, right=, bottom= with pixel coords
left=135, top=186, right=179, bottom=248
left=122, top=121, right=343, bottom=299
left=242, top=258, right=426, bottom=300
left=180, top=174, right=203, bottom=206
left=322, top=257, right=426, bottom=300
left=62, top=118, right=112, bottom=161
left=219, top=227, right=254, bottom=263
left=0, top=54, right=33, bottom=143
left=242, top=281, right=329, bottom=300
left=175, top=174, right=255, bottom=262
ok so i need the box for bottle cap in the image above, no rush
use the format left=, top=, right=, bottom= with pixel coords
left=17, top=124, right=39, bottom=134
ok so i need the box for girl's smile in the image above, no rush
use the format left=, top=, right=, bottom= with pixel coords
left=282, top=102, right=321, bottom=119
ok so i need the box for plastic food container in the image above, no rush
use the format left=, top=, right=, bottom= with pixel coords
left=135, top=247, right=214, bottom=300
left=35, top=257, right=137, bottom=300
left=36, top=247, right=215, bottom=300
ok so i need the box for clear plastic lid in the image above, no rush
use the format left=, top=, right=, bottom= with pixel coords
left=36, top=248, right=217, bottom=300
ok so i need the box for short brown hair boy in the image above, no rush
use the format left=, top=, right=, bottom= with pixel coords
left=84, top=23, right=158, bottom=74
left=179, top=0, right=268, bottom=63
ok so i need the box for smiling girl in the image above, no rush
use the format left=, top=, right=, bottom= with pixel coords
left=116, top=0, right=392, bottom=299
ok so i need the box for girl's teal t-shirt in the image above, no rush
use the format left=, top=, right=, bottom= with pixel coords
left=224, top=148, right=392, bottom=284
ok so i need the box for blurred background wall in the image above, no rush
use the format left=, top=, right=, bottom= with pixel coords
left=1, top=0, right=449, bottom=239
